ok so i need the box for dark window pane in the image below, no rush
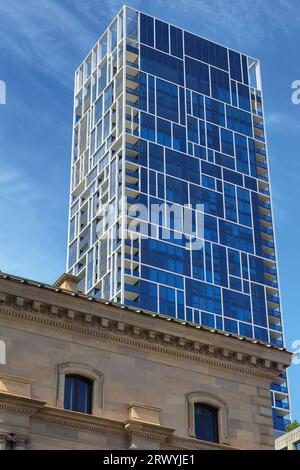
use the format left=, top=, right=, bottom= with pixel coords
left=194, top=403, right=219, bottom=443
left=156, top=79, right=179, bottom=122
left=141, top=45, right=184, bottom=86
left=170, top=25, right=183, bottom=58
left=185, top=32, right=228, bottom=71
left=229, top=50, right=242, bottom=82
left=64, top=375, right=92, bottom=414
left=155, top=19, right=169, bottom=53
left=140, top=14, right=154, bottom=47
left=185, top=57, right=210, bottom=96
left=211, top=67, right=230, bottom=103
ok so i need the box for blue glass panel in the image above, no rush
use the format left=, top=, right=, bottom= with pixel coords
left=184, top=32, right=228, bottom=71
left=173, top=124, right=186, bottom=152
left=192, top=92, right=205, bottom=119
left=149, top=143, right=164, bottom=172
left=223, top=289, right=252, bottom=322
left=186, top=279, right=222, bottom=315
left=219, top=219, right=254, bottom=253
left=228, top=249, right=241, bottom=277
left=166, top=176, right=189, bottom=204
left=204, top=215, right=218, bottom=242
left=141, top=112, right=155, bottom=141
left=155, top=19, right=169, bottom=53
left=170, top=25, right=183, bottom=58
left=223, top=168, right=243, bottom=186
left=139, top=280, right=158, bottom=311
left=179, top=87, right=186, bottom=125
left=205, top=97, right=225, bottom=126
left=221, top=129, right=234, bottom=156
left=206, top=123, right=220, bottom=151
left=237, top=188, right=252, bottom=227
left=187, top=115, right=199, bottom=143
left=238, top=83, right=251, bottom=112
left=148, top=75, right=155, bottom=114
left=224, top=318, right=238, bottom=334
left=245, top=176, right=257, bottom=191
left=231, top=80, right=238, bottom=107
left=226, top=105, right=253, bottom=137
left=166, top=149, right=199, bottom=183
left=201, top=161, right=222, bottom=179
left=241, top=55, right=249, bottom=85
left=215, top=152, right=235, bottom=170
left=140, top=14, right=154, bottom=47
left=211, top=67, right=230, bottom=103
left=213, top=244, right=228, bottom=287
left=157, top=117, right=171, bottom=147
left=190, top=185, right=224, bottom=217
left=139, top=72, right=147, bottom=111
left=249, top=256, right=265, bottom=284
left=159, top=286, right=176, bottom=317
left=201, top=312, right=215, bottom=328
left=141, top=239, right=191, bottom=276
left=254, top=326, right=268, bottom=342
left=141, top=45, right=184, bottom=85
left=224, top=183, right=237, bottom=222
left=185, top=57, right=210, bottom=95
left=239, top=323, right=253, bottom=338
left=229, top=50, right=242, bottom=82
left=251, top=283, right=267, bottom=327
left=192, top=249, right=205, bottom=280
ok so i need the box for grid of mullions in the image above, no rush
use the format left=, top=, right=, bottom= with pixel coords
left=124, top=137, right=277, bottom=344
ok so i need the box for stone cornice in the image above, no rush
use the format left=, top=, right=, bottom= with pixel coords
left=124, top=419, right=175, bottom=442
left=0, top=277, right=291, bottom=381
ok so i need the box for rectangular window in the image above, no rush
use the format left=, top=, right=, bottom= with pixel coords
left=223, top=289, right=252, bottom=322
left=170, top=25, right=183, bottom=58
left=226, top=106, right=253, bottom=137
left=206, top=123, right=220, bottom=151
left=186, top=279, right=222, bottom=315
left=156, top=79, right=179, bottom=122
left=141, top=45, right=184, bottom=86
left=155, top=19, right=169, bottom=53
left=211, top=67, right=230, bottom=103
left=184, top=31, right=228, bottom=71
left=221, top=128, right=234, bottom=156
left=205, top=97, right=225, bottom=126
left=229, top=50, right=242, bottom=82
left=173, top=124, right=186, bottom=152
left=157, top=118, right=171, bottom=147
left=219, top=219, right=254, bottom=253
left=185, top=57, right=210, bottom=96
left=141, top=112, right=155, bottom=141
left=140, top=14, right=154, bottom=47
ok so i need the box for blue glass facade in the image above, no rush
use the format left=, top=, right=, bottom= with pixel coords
left=67, top=6, right=289, bottom=433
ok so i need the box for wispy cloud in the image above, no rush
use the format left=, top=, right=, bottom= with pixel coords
left=0, top=0, right=121, bottom=88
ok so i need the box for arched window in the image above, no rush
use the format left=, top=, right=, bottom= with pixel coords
left=194, top=403, right=219, bottom=443
left=64, top=374, right=93, bottom=414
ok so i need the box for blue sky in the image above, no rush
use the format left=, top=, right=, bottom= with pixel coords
left=0, top=0, right=299, bottom=420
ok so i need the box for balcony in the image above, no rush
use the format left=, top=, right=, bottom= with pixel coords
left=256, top=147, right=267, bottom=157
left=268, top=309, right=281, bottom=319
left=275, top=401, right=290, bottom=410
left=267, top=295, right=280, bottom=304
left=273, top=417, right=290, bottom=432
left=271, top=384, right=288, bottom=394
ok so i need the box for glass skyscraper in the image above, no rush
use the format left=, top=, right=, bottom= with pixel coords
left=67, top=6, right=290, bottom=434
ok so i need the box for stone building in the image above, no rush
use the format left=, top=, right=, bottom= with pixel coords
left=0, top=272, right=291, bottom=450
left=275, top=426, right=300, bottom=451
